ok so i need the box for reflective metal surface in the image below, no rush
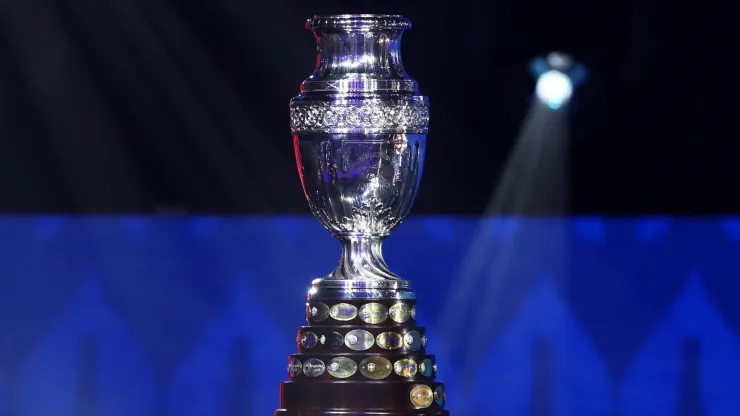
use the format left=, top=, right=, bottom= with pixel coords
left=307, top=278, right=415, bottom=300
left=328, top=357, right=358, bottom=379
left=409, top=384, right=434, bottom=408
left=359, top=356, right=393, bottom=380
left=359, top=302, right=389, bottom=324
left=302, top=358, right=326, bottom=378
left=329, top=303, right=359, bottom=321
left=376, top=331, right=403, bottom=350
left=291, top=14, right=429, bottom=285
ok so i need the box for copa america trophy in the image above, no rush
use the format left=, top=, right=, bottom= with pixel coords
left=275, top=14, right=448, bottom=415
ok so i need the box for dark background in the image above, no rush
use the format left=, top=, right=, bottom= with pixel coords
left=0, top=0, right=736, bottom=214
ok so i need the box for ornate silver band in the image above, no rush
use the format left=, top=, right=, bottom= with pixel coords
left=305, top=14, right=412, bottom=31
left=308, top=278, right=416, bottom=300
left=290, top=100, right=430, bottom=135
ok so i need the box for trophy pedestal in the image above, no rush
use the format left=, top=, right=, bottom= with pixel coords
left=275, top=286, right=448, bottom=416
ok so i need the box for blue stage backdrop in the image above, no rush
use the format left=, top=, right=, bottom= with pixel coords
left=1, top=216, right=739, bottom=415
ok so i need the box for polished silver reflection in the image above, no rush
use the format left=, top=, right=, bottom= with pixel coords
left=291, top=15, right=429, bottom=283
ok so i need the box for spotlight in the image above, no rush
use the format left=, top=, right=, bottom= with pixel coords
left=535, top=70, right=572, bottom=109
left=529, top=52, right=588, bottom=109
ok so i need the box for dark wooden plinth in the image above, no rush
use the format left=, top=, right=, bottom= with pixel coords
left=275, top=410, right=449, bottom=416
left=276, top=298, right=448, bottom=416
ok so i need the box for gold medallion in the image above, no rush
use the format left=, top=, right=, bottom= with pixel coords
left=389, top=302, right=411, bottom=323
left=358, top=303, right=389, bottom=324
left=404, top=330, right=422, bottom=351
left=327, top=357, right=358, bottom=379
left=359, top=356, right=393, bottom=380
left=409, top=384, right=434, bottom=408
left=330, top=303, right=358, bottom=321
left=394, top=359, right=418, bottom=377
left=376, top=332, right=403, bottom=350
left=345, top=329, right=375, bottom=351
left=302, top=358, right=326, bottom=378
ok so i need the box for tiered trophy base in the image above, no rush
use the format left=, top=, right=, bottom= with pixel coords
left=275, top=280, right=448, bottom=416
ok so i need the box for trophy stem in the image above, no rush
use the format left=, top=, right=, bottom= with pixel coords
left=329, top=233, right=403, bottom=281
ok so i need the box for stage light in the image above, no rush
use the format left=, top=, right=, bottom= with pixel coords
left=529, top=52, right=588, bottom=110
left=535, top=70, right=573, bottom=109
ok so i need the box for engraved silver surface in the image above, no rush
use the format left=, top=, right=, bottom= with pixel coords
left=302, top=358, right=326, bottom=377
left=389, top=302, right=411, bottom=323
left=328, top=356, right=358, bottom=379
left=291, top=102, right=429, bottom=135
left=292, top=14, right=428, bottom=287
left=329, top=303, right=358, bottom=321
left=345, top=329, right=375, bottom=351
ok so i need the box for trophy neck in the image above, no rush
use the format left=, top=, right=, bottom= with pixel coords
left=306, top=233, right=415, bottom=300
left=301, top=15, right=417, bottom=94
left=329, top=234, right=403, bottom=281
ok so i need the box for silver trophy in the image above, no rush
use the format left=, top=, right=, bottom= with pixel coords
left=278, top=16, right=447, bottom=414
left=291, top=14, right=429, bottom=300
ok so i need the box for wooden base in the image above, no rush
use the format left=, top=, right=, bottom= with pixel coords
left=275, top=298, right=448, bottom=415
left=275, top=410, right=449, bottom=415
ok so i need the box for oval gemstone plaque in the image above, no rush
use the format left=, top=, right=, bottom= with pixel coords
left=328, top=357, right=358, bottom=379
left=330, top=303, right=358, bottom=321
left=359, top=356, right=393, bottom=380
left=376, top=332, right=403, bottom=350
left=310, top=302, right=330, bottom=322
left=419, top=359, right=434, bottom=377
left=359, top=303, right=389, bottom=324
left=345, top=329, right=375, bottom=351
left=302, top=358, right=326, bottom=378
left=326, top=331, right=345, bottom=349
left=289, top=357, right=302, bottom=379
left=434, top=385, right=446, bottom=406
left=389, top=302, right=411, bottom=323
left=404, top=330, right=422, bottom=351
left=394, top=359, right=418, bottom=377
left=410, top=384, right=434, bottom=408
left=300, top=331, right=319, bottom=349
left=301, top=331, right=319, bottom=349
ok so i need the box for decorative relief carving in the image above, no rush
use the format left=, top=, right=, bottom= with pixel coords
left=290, top=102, right=429, bottom=134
